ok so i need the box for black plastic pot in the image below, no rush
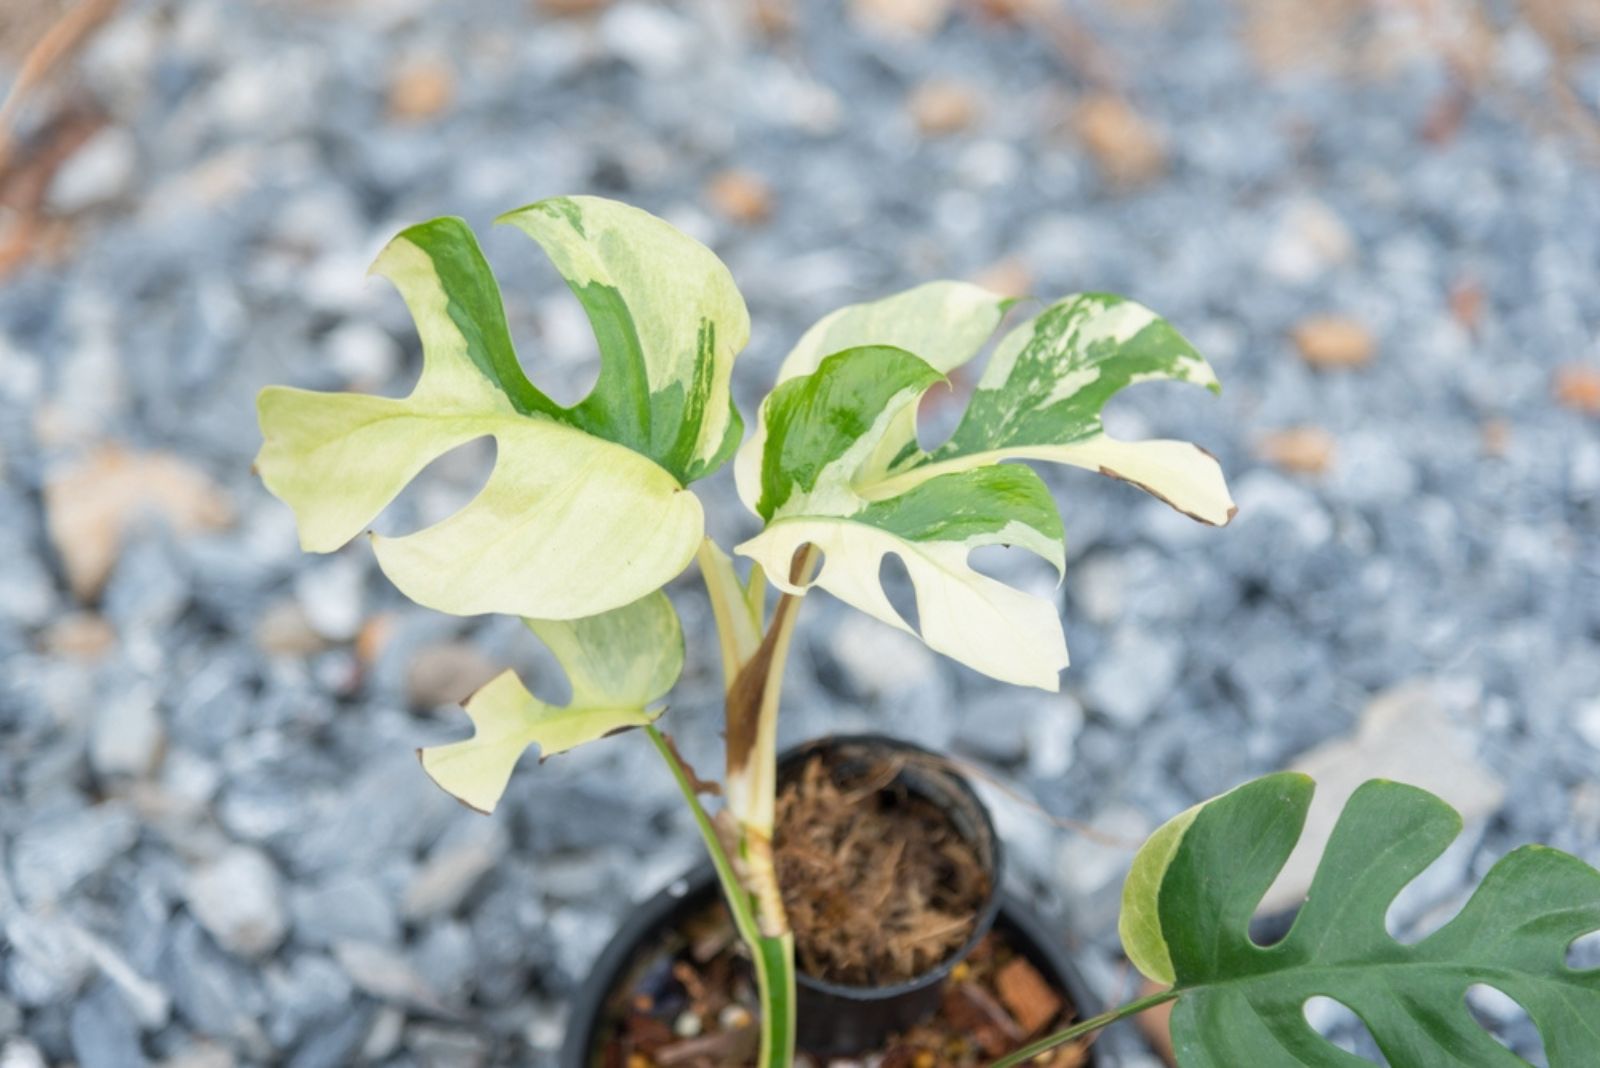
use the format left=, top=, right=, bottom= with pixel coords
left=559, top=734, right=1102, bottom=1065
left=777, top=734, right=1003, bottom=1055
left=558, top=865, right=1102, bottom=1067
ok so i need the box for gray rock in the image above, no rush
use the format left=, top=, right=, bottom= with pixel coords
left=1083, top=628, right=1183, bottom=728
left=403, top=820, right=504, bottom=920
left=0, top=1041, right=47, bottom=1068
left=9, top=803, right=139, bottom=907
left=286, top=1004, right=374, bottom=1068
left=406, top=1024, right=490, bottom=1068
left=183, top=847, right=287, bottom=958
left=411, top=921, right=475, bottom=1003
left=264, top=953, right=353, bottom=1048
left=155, top=919, right=267, bottom=1049
left=288, top=873, right=399, bottom=949
left=70, top=981, right=148, bottom=1068
left=2, top=912, right=93, bottom=1007
left=331, top=941, right=448, bottom=1014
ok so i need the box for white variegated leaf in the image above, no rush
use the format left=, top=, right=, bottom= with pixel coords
left=419, top=592, right=683, bottom=813
left=734, top=281, right=1010, bottom=512
left=734, top=286, right=1232, bottom=689
left=258, top=197, right=749, bottom=620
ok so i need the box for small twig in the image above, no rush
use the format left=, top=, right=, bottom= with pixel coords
left=0, top=0, right=120, bottom=171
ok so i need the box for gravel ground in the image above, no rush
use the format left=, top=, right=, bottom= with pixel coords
left=2, top=0, right=1599, bottom=1065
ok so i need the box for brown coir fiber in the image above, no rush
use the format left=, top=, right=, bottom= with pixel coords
left=773, top=754, right=990, bottom=986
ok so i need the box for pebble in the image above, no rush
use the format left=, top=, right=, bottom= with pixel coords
left=90, top=687, right=166, bottom=779
left=10, top=804, right=139, bottom=908
left=1, top=1, right=1596, bottom=1064
left=332, top=942, right=449, bottom=1014
left=403, top=822, right=506, bottom=920
left=288, top=874, right=400, bottom=949
left=405, top=642, right=500, bottom=710
left=183, top=847, right=288, bottom=959
left=70, top=981, right=148, bottom=1068
left=1083, top=629, right=1183, bottom=729
left=48, top=127, right=139, bottom=213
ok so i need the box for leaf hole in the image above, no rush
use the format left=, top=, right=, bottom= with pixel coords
left=913, top=379, right=964, bottom=454
left=368, top=436, right=497, bottom=538
left=1301, top=996, right=1388, bottom=1065
left=1465, top=984, right=1547, bottom=1067
left=1567, top=929, right=1600, bottom=970
left=877, top=552, right=921, bottom=634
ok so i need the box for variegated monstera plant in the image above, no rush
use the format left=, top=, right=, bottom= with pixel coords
left=257, top=197, right=1600, bottom=1067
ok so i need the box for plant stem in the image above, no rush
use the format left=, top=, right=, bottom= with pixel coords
left=645, top=724, right=795, bottom=1065
left=986, top=988, right=1180, bottom=1068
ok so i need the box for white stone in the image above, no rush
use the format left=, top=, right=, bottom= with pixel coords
left=1084, top=628, right=1182, bottom=728
left=294, top=556, right=364, bottom=643
left=90, top=688, right=165, bottom=779
left=1577, top=698, right=1600, bottom=752
left=48, top=128, right=137, bottom=213
left=829, top=613, right=937, bottom=698
left=1261, top=679, right=1507, bottom=915
left=600, top=4, right=694, bottom=76
left=325, top=322, right=400, bottom=388
left=184, top=847, right=287, bottom=958
left=402, top=823, right=504, bottom=920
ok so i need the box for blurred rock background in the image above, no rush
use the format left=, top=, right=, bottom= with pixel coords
left=1, top=0, right=1598, bottom=1064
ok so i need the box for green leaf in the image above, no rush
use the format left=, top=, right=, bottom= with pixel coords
left=258, top=196, right=750, bottom=621
left=1121, top=773, right=1600, bottom=1067
left=420, top=592, right=683, bottom=813
left=737, top=345, right=1067, bottom=688
left=498, top=195, right=749, bottom=484
left=735, top=284, right=1229, bottom=689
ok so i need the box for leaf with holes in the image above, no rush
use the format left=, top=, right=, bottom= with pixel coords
left=1117, top=773, right=1600, bottom=1067
left=734, top=284, right=1230, bottom=689
left=256, top=196, right=748, bottom=620
left=420, top=591, right=683, bottom=813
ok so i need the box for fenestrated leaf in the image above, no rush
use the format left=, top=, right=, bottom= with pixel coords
left=1119, top=772, right=1600, bottom=1067
left=736, top=345, right=1068, bottom=688
left=258, top=197, right=749, bottom=621
left=735, top=284, right=1229, bottom=689
left=499, top=195, right=749, bottom=483
left=420, top=591, right=683, bottom=813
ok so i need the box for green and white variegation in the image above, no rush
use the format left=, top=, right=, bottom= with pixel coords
left=735, top=283, right=1233, bottom=691
left=420, top=592, right=683, bottom=813
left=256, top=196, right=748, bottom=621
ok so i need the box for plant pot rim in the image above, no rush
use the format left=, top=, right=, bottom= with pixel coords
left=775, top=732, right=1005, bottom=1001
left=558, top=864, right=1103, bottom=1067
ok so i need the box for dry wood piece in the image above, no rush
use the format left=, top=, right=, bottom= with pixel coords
left=1292, top=314, right=1376, bottom=369
left=908, top=80, right=981, bottom=138
left=995, top=956, right=1062, bottom=1035
left=705, top=169, right=774, bottom=227
left=44, top=445, right=234, bottom=601
left=387, top=57, right=456, bottom=123
left=1074, top=94, right=1165, bottom=187
left=1554, top=364, right=1600, bottom=416
left=774, top=754, right=990, bottom=985
left=1256, top=426, right=1336, bottom=476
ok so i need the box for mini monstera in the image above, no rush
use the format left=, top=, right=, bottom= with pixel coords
left=258, top=194, right=1249, bottom=1064
left=1000, top=774, right=1600, bottom=1067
